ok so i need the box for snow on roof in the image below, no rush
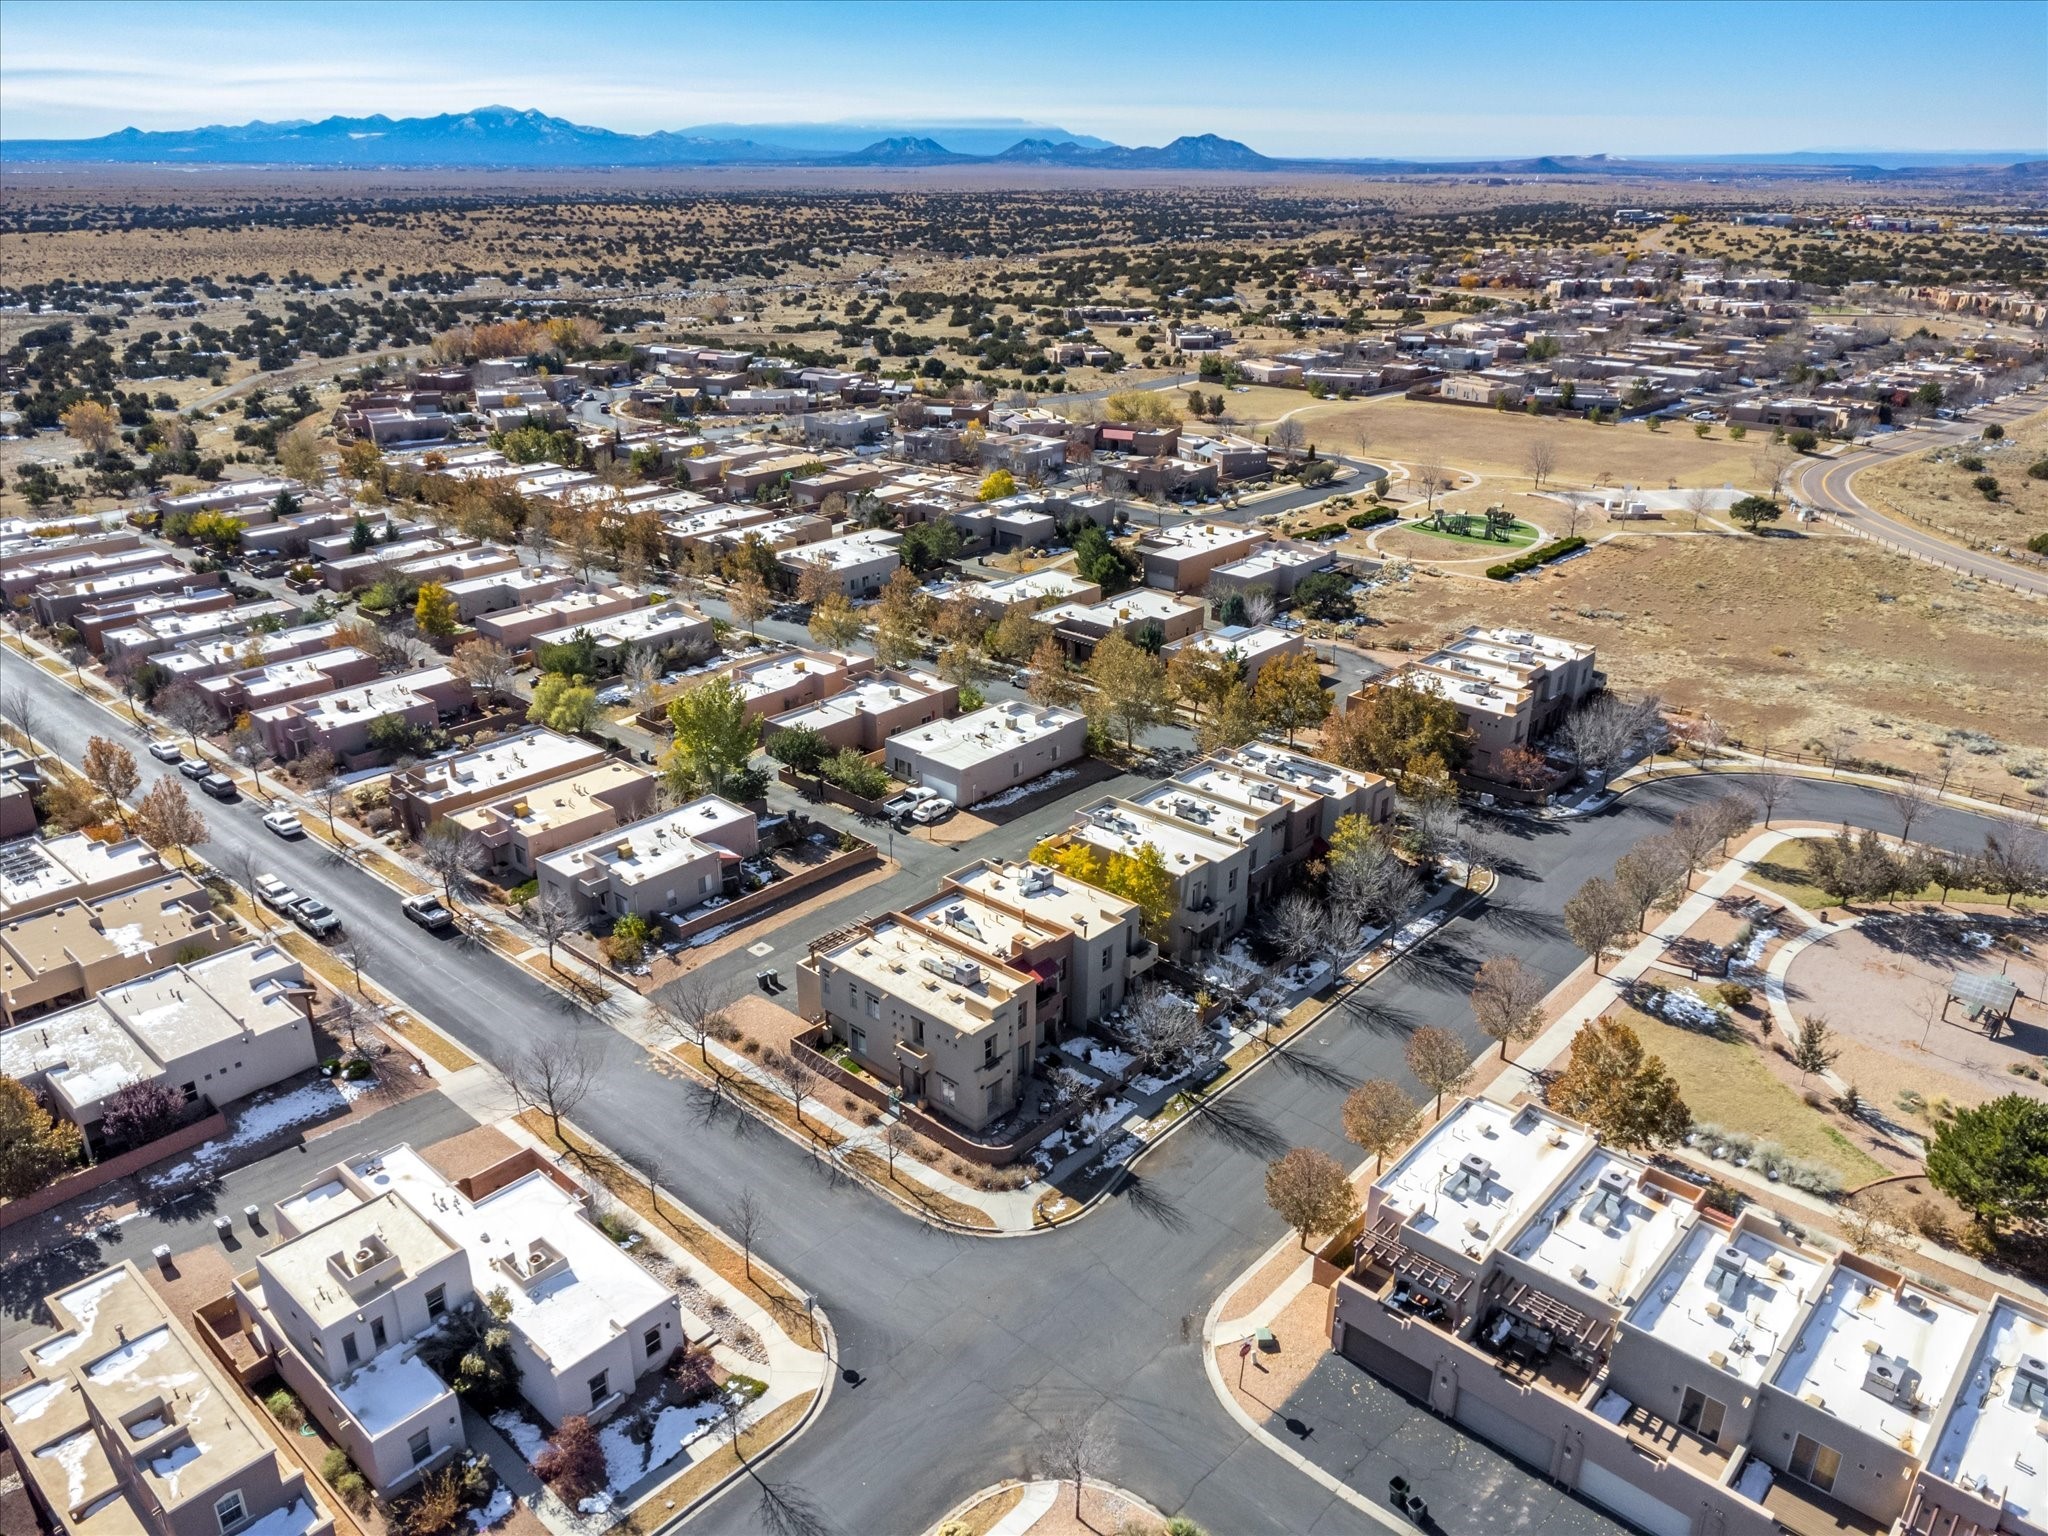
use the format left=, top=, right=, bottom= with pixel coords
left=334, top=1348, right=452, bottom=1437
left=889, top=702, right=1084, bottom=770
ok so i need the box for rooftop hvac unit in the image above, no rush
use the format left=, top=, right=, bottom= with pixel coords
left=1019, top=866, right=1052, bottom=896
left=1709, top=1245, right=1747, bottom=1302
left=1444, top=1153, right=1492, bottom=1201
left=1863, top=1353, right=1910, bottom=1403
left=354, top=1248, right=375, bottom=1267
left=1250, top=782, right=1280, bottom=802
left=2016, top=1355, right=2048, bottom=1409
left=919, top=954, right=979, bottom=987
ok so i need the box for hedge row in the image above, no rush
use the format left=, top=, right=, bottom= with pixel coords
left=1344, top=507, right=1398, bottom=530
left=1486, top=535, right=1587, bottom=580
left=1302, top=522, right=1348, bottom=541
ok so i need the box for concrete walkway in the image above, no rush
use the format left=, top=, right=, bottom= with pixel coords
left=983, top=1481, right=1059, bottom=1536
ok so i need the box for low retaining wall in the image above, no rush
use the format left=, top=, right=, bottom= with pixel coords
left=791, top=1028, right=1087, bottom=1167
left=775, top=765, right=890, bottom=819
left=0, top=1107, right=229, bottom=1230
left=671, top=843, right=878, bottom=942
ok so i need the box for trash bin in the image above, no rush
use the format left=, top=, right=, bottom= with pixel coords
left=1388, top=1476, right=1410, bottom=1505
left=1404, top=1493, right=1429, bottom=1523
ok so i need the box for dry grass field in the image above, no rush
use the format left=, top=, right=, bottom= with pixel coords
left=1362, top=527, right=2048, bottom=798
left=1858, top=405, right=2048, bottom=555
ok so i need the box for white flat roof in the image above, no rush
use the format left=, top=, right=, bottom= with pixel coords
left=402, top=729, right=597, bottom=805
left=1626, top=1224, right=1824, bottom=1389
left=1167, top=625, right=1298, bottom=665
left=1040, top=590, right=1200, bottom=629
left=1772, top=1262, right=1977, bottom=1448
left=1213, top=544, right=1331, bottom=580
left=535, top=602, right=704, bottom=650
left=347, top=1144, right=671, bottom=1376
left=1129, top=782, right=1270, bottom=844
left=1505, top=1149, right=1690, bottom=1311
left=946, top=859, right=1142, bottom=939
left=730, top=650, right=859, bottom=700
left=1929, top=1298, right=2048, bottom=1523
left=541, top=798, right=752, bottom=888
left=1375, top=1098, right=1593, bottom=1261
left=1071, top=798, right=1237, bottom=874
left=1, top=833, right=153, bottom=912
left=976, top=570, right=1096, bottom=605
left=779, top=530, right=901, bottom=570
left=1224, top=742, right=1384, bottom=798
left=270, top=668, right=453, bottom=725
left=774, top=673, right=946, bottom=728
left=1, top=999, right=156, bottom=1107
left=889, top=702, right=1083, bottom=770
left=102, top=942, right=307, bottom=1061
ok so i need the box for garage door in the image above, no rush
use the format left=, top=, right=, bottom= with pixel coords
left=1575, top=1461, right=1693, bottom=1536
left=1455, top=1393, right=1555, bottom=1473
left=1337, top=1323, right=1431, bottom=1401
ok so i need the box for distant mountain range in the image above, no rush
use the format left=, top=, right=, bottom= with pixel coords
left=2, top=105, right=2039, bottom=178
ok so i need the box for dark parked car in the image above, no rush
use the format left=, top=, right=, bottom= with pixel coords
left=198, top=773, right=239, bottom=801
left=289, top=896, right=342, bottom=938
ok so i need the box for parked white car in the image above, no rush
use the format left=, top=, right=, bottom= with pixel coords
left=148, top=740, right=184, bottom=763
left=910, top=796, right=955, bottom=825
left=262, top=806, right=304, bottom=838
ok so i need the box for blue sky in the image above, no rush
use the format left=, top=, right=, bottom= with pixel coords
left=3, top=0, right=2042, bottom=155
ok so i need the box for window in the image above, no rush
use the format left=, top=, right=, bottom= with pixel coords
left=370, top=1318, right=388, bottom=1350
left=407, top=1429, right=432, bottom=1466
left=214, top=1491, right=247, bottom=1532
left=1789, top=1434, right=1840, bottom=1493
left=588, top=1370, right=610, bottom=1408
left=850, top=1026, right=866, bottom=1055
left=424, top=1285, right=446, bottom=1319
left=644, top=1326, right=663, bottom=1358
left=1100, top=986, right=1113, bottom=1014
left=983, top=1036, right=998, bottom=1068
left=180, top=1081, right=199, bottom=1104
left=1228, top=869, right=1238, bottom=892
left=1677, top=1386, right=1725, bottom=1443
left=912, top=1018, right=925, bottom=1046
left=1100, top=948, right=1112, bottom=971
left=865, top=991, right=880, bottom=1021
left=341, top=1332, right=360, bottom=1366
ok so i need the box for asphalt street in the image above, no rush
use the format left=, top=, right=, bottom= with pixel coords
left=6, top=651, right=2028, bottom=1534
left=1790, top=396, right=2046, bottom=595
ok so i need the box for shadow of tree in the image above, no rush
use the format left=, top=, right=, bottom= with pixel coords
left=1116, top=1172, right=1190, bottom=1231
left=1183, top=1094, right=1289, bottom=1159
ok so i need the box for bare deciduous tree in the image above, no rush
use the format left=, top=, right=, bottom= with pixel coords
left=219, top=845, right=273, bottom=933
left=1, top=685, right=46, bottom=760
left=508, top=1036, right=605, bottom=1142
left=525, top=886, right=580, bottom=971
left=1469, top=954, right=1549, bottom=1059
left=1682, top=485, right=1718, bottom=531
left=1563, top=876, right=1634, bottom=973
left=1522, top=436, right=1557, bottom=492
left=336, top=931, right=377, bottom=995
left=1749, top=766, right=1792, bottom=828
left=881, top=1119, right=916, bottom=1181
left=420, top=821, right=486, bottom=906
left=1262, top=891, right=1330, bottom=972
left=1039, top=1414, right=1114, bottom=1522
left=1615, top=834, right=1689, bottom=930
left=622, top=647, right=664, bottom=712
left=1414, top=461, right=1451, bottom=510
left=1240, top=585, right=1276, bottom=627
left=725, top=1188, right=764, bottom=1279
left=649, top=974, right=736, bottom=1068
left=1269, top=418, right=1306, bottom=458
left=157, top=685, right=221, bottom=751
left=766, top=1050, right=819, bottom=1132
left=1880, top=782, right=1933, bottom=845
left=1115, top=984, right=1208, bottom=1075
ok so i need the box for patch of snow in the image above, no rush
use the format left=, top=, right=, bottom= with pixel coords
left=1962, top=930, right=1994, bottom=950
left=1058, top=1035, right=1135, bottom=1077
left=145, top=1080, right=352, bottom=1188
left=490, top=1409, right=547, bottom=1464
left=1077, top=1096, right=1132, bottom=1142
left=468, top=1487, right=514, bottom=1530
left=39, top=1430, right=95, bottom=1506
left=1085, top=1133, right=1140, bottom=1174
left=684, top=921, right=741, bottom=949
left=101, top=922, right=152, bottom=956
left=236, top=1498, right=324, bottom=1536
left=84, top=1326, right=175, bottom=1383
left=2, top=1378, right=64, bottom=1422
left=976, top=766, right=1079, bottom=810
left=1645, top=987, right=1726, bottom=1031
left=334, top=1350, right=447, bottom=1437
left=1730, top=924, right=1777, bottom=972
left=1129, top=1073, right=1175, bottom=1097
left=148, top=1437, right=205, bottom=1497
left=598, top=1400, right=725, bottom=1488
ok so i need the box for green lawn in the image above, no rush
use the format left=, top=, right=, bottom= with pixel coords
left=1402, top=514, right=1542, bottom=550
left=1615, top=1004, right=1889, bottom=1187
left=1746, top=838, right=2015, bottom=912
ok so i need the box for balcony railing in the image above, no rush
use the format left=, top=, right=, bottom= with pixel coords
left=1125, top=940, right=1159, bottom=974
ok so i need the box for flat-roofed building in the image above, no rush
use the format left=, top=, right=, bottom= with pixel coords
left=441, top=565, right=576, bottom=622
left=1355, top=627, right=1597, bottom=781
left=389, top=727, right=609, bottom=836
left=1039, top=589, right=1203, bottom=659
left=1132, top=521, right=1266, bottom=592
left=253, top=667, right=470, bottom=762
left=799, top=913, right=1038, bottom=1132
left=446, top=760, right=658, bottom=877
left=537, top=797, right=758, bottom=921
left=0, top=833, right=166, bottom=918
left=955, top=569, right=1102, bottom=620
left=1204, top=540, right=1336, bottom=602
left=33, top=563, right=222, bottom=628
left=1063, top=795, right=1251, bottom=963
left=762, top=669, right=957, bottom=754
left=98, top=598, right=297, bottom=665
left=722, top=648, right=874, bottom=719
left=532, top=599, right=713, bottom=662
left=776, top=527, right=902, bottom=600
left=1127, top=778, right=1294, bottom=907
left=1754, top=1254, right=1978, bottom=1528
left=885, top=702, right=1086, bottom=810
left=472, top=585, right=642, bottom=652
left=197, top=648, right=380, bottom=715
left=939, top=857, right=1156, bottom=1032
left=1162, top=623, right=1303, bottom=685
left=3, top=1263, right=333, bottom=1536
left=151, top=621, right=345, bottom=687
left=1, top=870, right=228, bottom=1025
left=1914, top=1297, right=2048, bottom=1536
left=1, top=941, right=320, bottom=1137
left=0, top=746, right=34, bottom=839
left=1220, top=742, right=1394, bottom=833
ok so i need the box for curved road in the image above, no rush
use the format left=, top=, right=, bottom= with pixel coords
left=1791, top=398, right=2046, bottom=596
left=6, top=658, right=2025, bottom=1534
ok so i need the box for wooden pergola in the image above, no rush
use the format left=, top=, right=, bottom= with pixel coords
left=1944, top=972, right=2020, bottom=1035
